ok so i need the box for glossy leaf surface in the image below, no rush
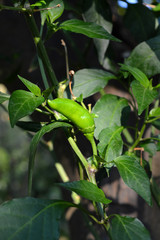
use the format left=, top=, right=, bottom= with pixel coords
left=58, top=180, right=112, bottom=204
left=109, top=215, right=151, bottom=240
left=98, top=126, right=123, bottom=168
left=60, top=19, right=120, bottom=41
left=92, top=94, right=128, bottom=139
left=0, top=197, right=74, bottom=240
left=72, top=68, right=115, bottom=99
left=125, top=36, right=160, bottom=77
left=114, top=155, right=152, bottom=206
left=18, top=75, right=41, bottom=96
left=120, top=64, right=149, bottom=88
left=131, top=80, right=158, bottom=115
left=8, top=90, right=44, bottom=127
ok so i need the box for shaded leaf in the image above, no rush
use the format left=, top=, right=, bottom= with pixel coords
left=18, top=75, right=41, bottom=96
left=124, top=3, right=155, bottom=44
left=8, top=90, right=44, bottom=127
left=83, top=0, right=112, bottom=65
left=60, top=19, right=120, bottom=41
left=98, top=126, right=123, bottom=168
left=114, top=155, right=152, bottom=206
left=16, top=121, right=45, bottom=132
left=109, top=215, right=151, bottom=240
left=92, top=94, right=129, bottom=139
left=152, top=119, right=160, bottom=130
left=0, top=197, right=75, bottom=240
left=120, top=64, right=149, bottom=88
left=131, top=80, right=158, bottom=115
left=58, top=180, right=112, bottom=204
left=0, top=92, right=10, bottom=104
left=125, top=36, right=160, bottom=78
left=72, top=68, right=115, bottom=99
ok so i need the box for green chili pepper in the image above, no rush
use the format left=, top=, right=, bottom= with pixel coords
left=47, top=98, right=95, bottom=141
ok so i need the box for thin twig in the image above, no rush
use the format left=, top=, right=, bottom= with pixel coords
left=33, top=4, right=61, bottom=12
left=69, top=70, right=76, bottom=99
left=61, top=39, right=69, bottom=80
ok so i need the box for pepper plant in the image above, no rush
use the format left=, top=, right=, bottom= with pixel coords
left=0, top=0, right=160, bottom=239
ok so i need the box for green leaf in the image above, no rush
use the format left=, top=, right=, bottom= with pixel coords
left=98, top=126, right=123, bottom=168
left=0, top=92, right=10, bottom=104
left=120, top=64, right=149, bottom=88
left=60, top=19, right=120, bottom=41
left=0, top=197, right=75, bottom=240
left=109, top=215, right=151, bottom=240
left=72, top=68, right=115, bottom=99
left=149, top=107, right=160, bottom=117
left=125, top=36, right=160, bottom=78
left=114, top=155, right=152, bottom=206
left=28, top=122, right=72, bottom=194
left=92, top=94, right=129, bottom=139
left=40, top=0, right=64, bottom=25
left=83, top=0, right=112, bottom=65
left=31, top=0, right=46, bottom=7
left=58, top=180, right=112, bottom=204
left=8, top=90, right=44, bottom=127
left=18, top=75, right=41, bottom=96
left=124, top=3, right=155, bottom=44
left=131, top=80, right=158, bottom=115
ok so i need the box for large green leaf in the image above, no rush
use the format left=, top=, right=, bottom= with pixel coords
left=114, top=155, right=152, bottom=206
left=8, top=90, right=44, bottom=127
left=125, top=36, right=160, bottom=78
left=18, top=75, right=41, bottom=97
left=60, top=19, right=120, bottom=41
left=120, top=64, right=149, bottom=88
left=40, top=0, right=64, bottom=25
left=131, top=80, right=158, bottom=115
left=58, top=180, right=112, bottom=204
left=28, top=122, right=72, bottom=194
left=0, top=197, right=75, bottom=240
left=92, top=94, right=129, bottom=139
left=0, top=92, right=10, bottom=104
left=83, top=0, right=112, bottom=65
left=124, top=3, right=155, bottom=44
left=109, top=215, right=151, bottom=240
left=72, top=68, right=115, bottom=99
left=98, top=126, right=123, bottom=168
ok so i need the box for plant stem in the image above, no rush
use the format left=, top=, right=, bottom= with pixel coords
left=89, top=137, right=98, bottom=167
left=0, top=4, right=26, bottom=11
left=123, top=128, right=133, bottom=144
left=24, top=12, right=58, bottom=90
left=129, top=108, right=148, bottom=152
